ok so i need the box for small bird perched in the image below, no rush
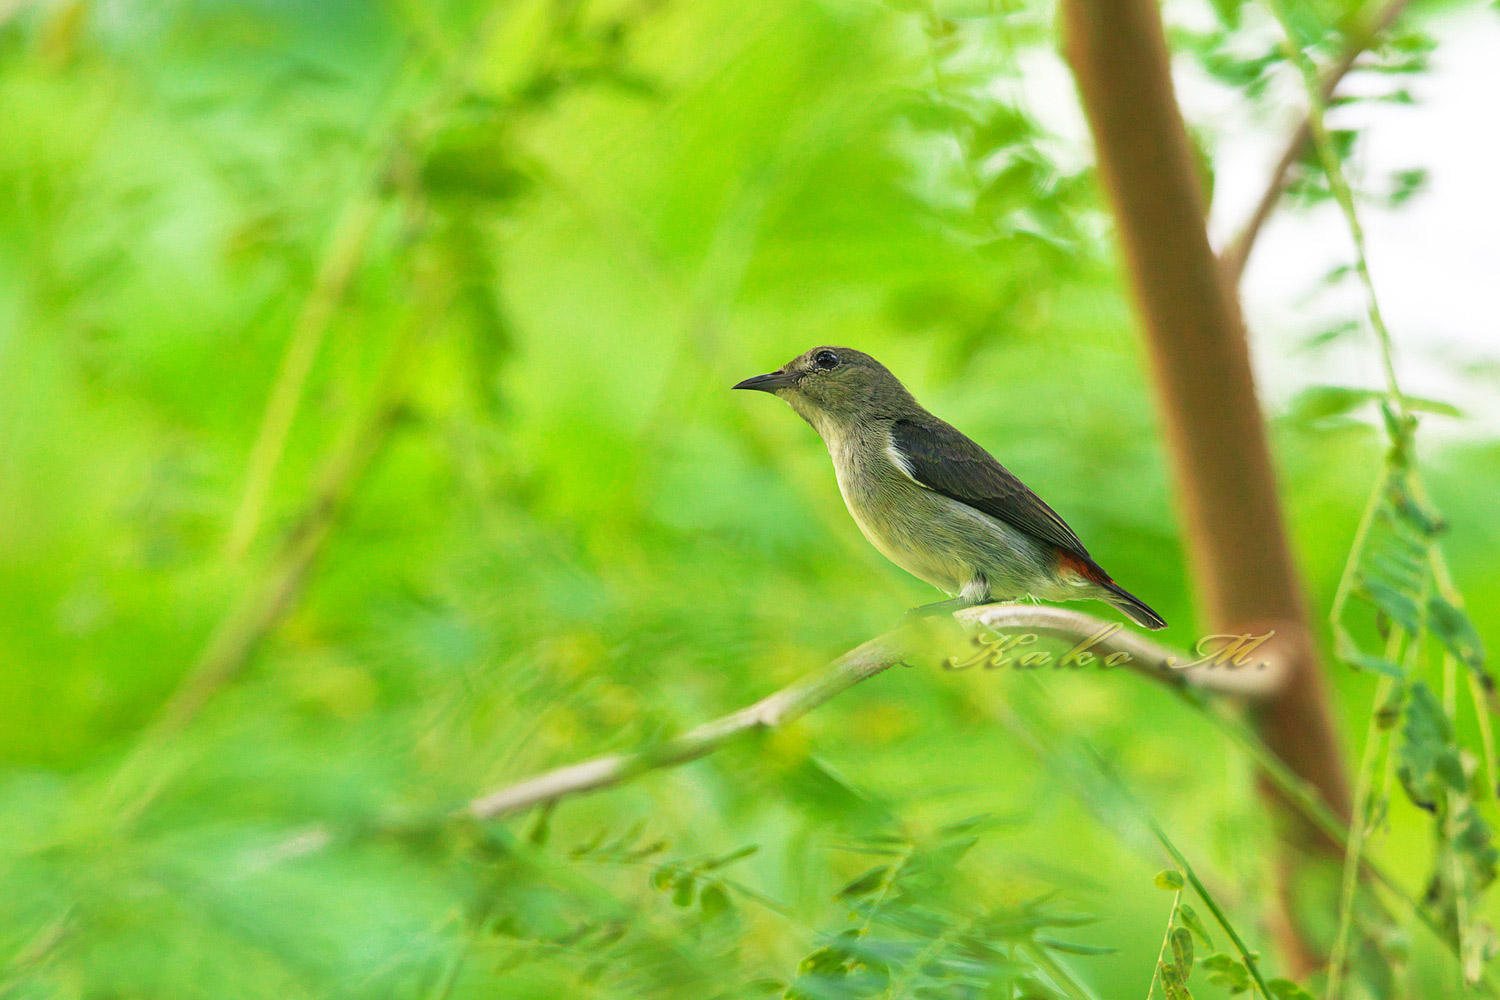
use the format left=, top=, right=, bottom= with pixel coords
left=733, top=346, right=1166, bottom=630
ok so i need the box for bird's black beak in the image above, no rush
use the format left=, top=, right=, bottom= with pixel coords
left=732, top=370, right=797, bottom=393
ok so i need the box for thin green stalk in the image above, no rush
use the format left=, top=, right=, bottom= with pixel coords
left=1258, top=0, right=1405, bottom=411
left=1188, top=692, right=1500, bottom=996
left=1324, top=693, right=1388, bottom=1000
left=859, top=845, right=914, bottom=938
left=1434, top=578, right=1477, bottom=991
left=1027, top=941, right=1103, bottom=1000
left=881, top=914, right=973, bottom=1000
left=1329, top=470, right=1387, bottom=628
left=221, top=0, right=602, bottom=558
left=1003, top=684, right=1275, bottom=998
left=1436, top=641, right=1478, bottom=988
left=224, top=196, right=382, bottom=557
left=1144, top=888, right=1182, bottom=1000
left=1259, top=0, right=1496, bottom=983
left=100, top=313, right=424, bottom=826
left=1148, top=821, right=1274, bottom=1000
left=1414, top=468, right=1499, bottom=787
left=1469, top=670, right=1497, bottom=799
left=1326, top=630, right=1405, bottom=1000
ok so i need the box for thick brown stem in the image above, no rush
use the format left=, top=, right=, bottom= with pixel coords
left=1060, top=0, right=1351, bottom=973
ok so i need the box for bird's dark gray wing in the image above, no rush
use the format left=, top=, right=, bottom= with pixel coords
left=889, top=417, right=1090, bottom=560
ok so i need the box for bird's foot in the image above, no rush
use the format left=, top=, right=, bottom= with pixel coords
left=900, top=597, right=975, bottom=626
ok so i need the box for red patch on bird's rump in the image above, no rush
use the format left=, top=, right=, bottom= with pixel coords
left=1056, top=550, right=1111, bottom=586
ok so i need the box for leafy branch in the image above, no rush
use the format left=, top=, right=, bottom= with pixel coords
left=1218, top=0, right=1415, bottom=283
left=787, top=819, right=1109, bottom=999
left=1247, top=0, right=1499, bottom=988
left=995, top=680, right=1316, bottom=999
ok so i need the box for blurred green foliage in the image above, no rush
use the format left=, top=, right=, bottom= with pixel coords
left=3, top=0, right=1499, bottom=997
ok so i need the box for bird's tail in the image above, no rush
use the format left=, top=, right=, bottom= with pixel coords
left=1098, top=579, right=1167, bottom=631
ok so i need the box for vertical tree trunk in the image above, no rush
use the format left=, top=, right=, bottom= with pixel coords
left=1058, top=0, right=1351, bottom=973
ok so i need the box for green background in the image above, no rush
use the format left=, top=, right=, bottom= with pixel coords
left=2, top=0, right=1497, bottom=996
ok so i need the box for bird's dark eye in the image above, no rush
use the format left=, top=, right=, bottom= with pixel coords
left=813, top=350, right=840, bottom=371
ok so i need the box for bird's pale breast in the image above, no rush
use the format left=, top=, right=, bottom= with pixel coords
left=824, top=426, right=1056, bottom=601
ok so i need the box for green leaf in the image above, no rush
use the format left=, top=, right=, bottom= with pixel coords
left=1206, top=0, right=1245, bottom=28
left=969, top=107, right=1035, bottom=159
left=1159, top=962, right=1194, bottom=1000
left=1154, top=869, right=1185, bottom=890
left=834, top=866, right=889, bottom=900
left=1192, top=41, right=1279, bottom=91
left=1301, top=320, right=1359, bottom=352
left=630, top=839, right=669, bottom=860
left=1287, top=385, right=1378, bottom=423
left=1015, top=974, right=1066, bottom=1000
left=975, top=159, right=1045, bottom=220
left=1203, top=953, right=1250, bottom=993
left=1370, top=546, right=1427, bottom=592
left=672, top=873, right=696, bottom=907
left=1176, top=903, right=1214, bottom=949
left=1386, top=476, right=1448, bottom=536
left=699, top=883, right=730, bottom=919
left=1381, top=401, right=1419, bottom=467
left=572, top=827, right=607, bottom=856
left=1267, top=978, right=1317, bottom=1000
left=1428, top=595, right=1487, bottom=668
left=527, top=801, right=554, bottom=846
left=1402, top=393, right=1460, bottom=417
left=1287, top=385, right=1455, bottom=427
left=1035, top=936, right=1117, bottom=956
left=703, top=844, right=758, bottom=870
left=938, top=813, right=1010, bottom=838
left=780, top=754, right=873, bottom=817
left=1437, top=749, right=1469, bottom=791
left=1171, top=927, right=1194, bottom=978
left=1358, top=575, right=1424, bottom=635
left=419, top=116, right=533, bottom=202
left=1284, top=1, right=1329, bottom=49
left=797, top=943, right=849, bottom=977
left=1343, top=648, right=1405, bottom=678
left=1388, top=167, right=1428, bottom=205
left=1397, top=681, right=1460, bottom=809
left=1453, top=805, right=1500, bottom=891
left=1374, top=684, right=1408, bottom=730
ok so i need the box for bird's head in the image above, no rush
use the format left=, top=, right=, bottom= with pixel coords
left=732, top=347, right=915, bottom=432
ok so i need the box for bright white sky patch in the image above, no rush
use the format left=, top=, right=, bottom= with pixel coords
left=1016, top=3, right=1500, bottom=436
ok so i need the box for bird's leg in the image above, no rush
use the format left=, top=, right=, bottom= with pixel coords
left=903, top=575, right=1001, bottom=624
left=901, top=596, right=975, bottom=623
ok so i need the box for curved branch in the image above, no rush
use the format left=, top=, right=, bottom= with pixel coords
left=962, top=605, right=1290, bottom=696
left=466, top=606, right=1287, bottom=821
left=1219, top=0, right=1414, bottom=285
left=467, top=630, right=906, bottom=821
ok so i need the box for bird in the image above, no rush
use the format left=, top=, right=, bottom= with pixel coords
left=732, top=346, right=1166, bottom=630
